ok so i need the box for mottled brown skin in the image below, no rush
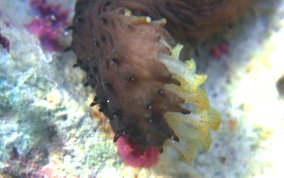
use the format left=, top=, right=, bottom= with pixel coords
left=73, top=0, right=251, bottom=43
left=155, top=0, right=252, bottom=44
left=71, top=0, right=251, bottom=149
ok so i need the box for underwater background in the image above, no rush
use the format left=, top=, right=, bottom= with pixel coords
left=0, top=0, right=284, bottom=177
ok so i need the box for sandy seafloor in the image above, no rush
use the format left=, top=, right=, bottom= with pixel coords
left=0, top=0, right=284, bottom=178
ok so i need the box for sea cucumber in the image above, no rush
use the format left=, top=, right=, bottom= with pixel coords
left=70, top=0, right=251, bottom=165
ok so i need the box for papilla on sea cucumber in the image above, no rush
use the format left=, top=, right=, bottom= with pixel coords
left=69, top=0, right=251, bottom=165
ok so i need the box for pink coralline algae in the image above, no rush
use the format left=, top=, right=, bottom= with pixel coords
left=26, top=0, right=69, bottom=52
left=116, top=136, right=159, bottom=168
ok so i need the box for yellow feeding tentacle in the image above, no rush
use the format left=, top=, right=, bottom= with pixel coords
left=167, top=139, right=200, bottom=163
left=153, top=18, right=167, bottom=25
left=165, top=84, right=210, bottom=108
left=171, top=43, right=183, bottom=60
left=160, top=43, right=222, bottom=164
left=165, top=113, right=212, bottom=150
left=207, top=108, right=222, bottom=131
left=185, top=59, right=196, bottom=73
left=160, top=55, right=207, bottom=92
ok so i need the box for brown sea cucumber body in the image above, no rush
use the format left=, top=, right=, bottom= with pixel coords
left=71, top=0, right=251, bottom=150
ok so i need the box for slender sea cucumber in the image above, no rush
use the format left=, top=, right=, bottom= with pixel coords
left=70, top=0, right=251, bottom=165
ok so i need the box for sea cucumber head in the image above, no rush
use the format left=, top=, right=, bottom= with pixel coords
left=70, top=0, right=224, bottom=166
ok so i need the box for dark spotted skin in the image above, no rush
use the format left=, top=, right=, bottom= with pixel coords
left=71, top=0, right=251, bottom=149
